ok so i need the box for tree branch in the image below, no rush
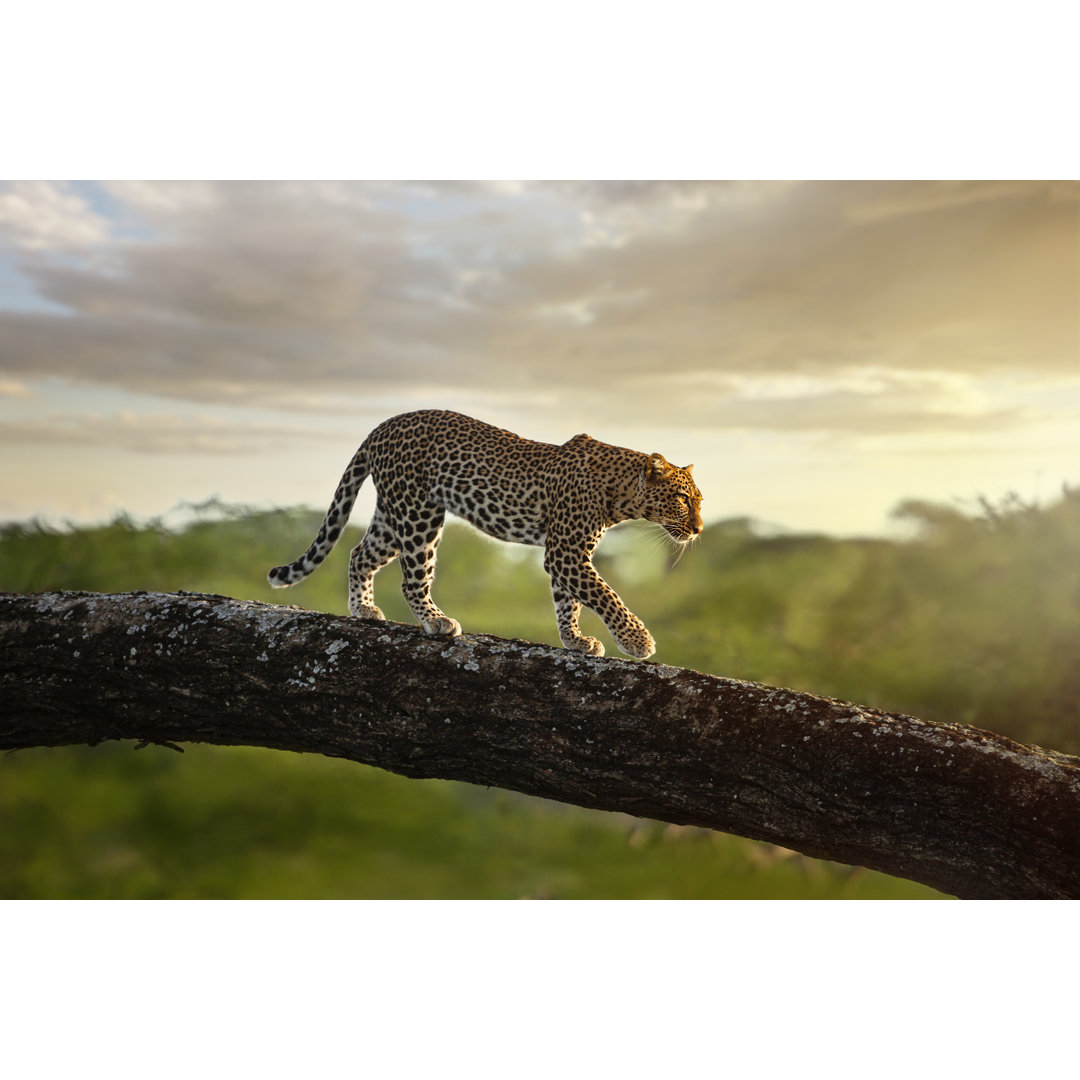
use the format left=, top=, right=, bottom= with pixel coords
left=3, top=590, right=1078, bottom=899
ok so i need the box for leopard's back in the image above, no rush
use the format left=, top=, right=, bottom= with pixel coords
left=366, top=410, right=554, bottom=545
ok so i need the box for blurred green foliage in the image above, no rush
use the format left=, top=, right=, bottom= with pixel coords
left=3, top=487, right=1078, bottom=898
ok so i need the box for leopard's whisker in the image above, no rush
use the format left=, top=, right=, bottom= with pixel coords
left=669, top=534, right=697, bottom=570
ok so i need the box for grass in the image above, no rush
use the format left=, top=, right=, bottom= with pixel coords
left=0, top=744, right=941, bottom=899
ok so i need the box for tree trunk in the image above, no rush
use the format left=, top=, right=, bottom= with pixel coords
left=3, top=589, right=1078, bottom=898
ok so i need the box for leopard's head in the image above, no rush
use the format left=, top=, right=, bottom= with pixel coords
left=640, top=454, right=703, bottom=542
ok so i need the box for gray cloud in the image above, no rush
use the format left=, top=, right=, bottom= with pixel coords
left=0, top=181, right=1075, bottom=432
left=479, top=181, right=1078, bottom=383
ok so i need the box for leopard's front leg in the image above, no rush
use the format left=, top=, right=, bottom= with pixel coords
left=544, top=543, right=656, bottom=659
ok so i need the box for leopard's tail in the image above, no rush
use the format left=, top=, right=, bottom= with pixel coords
left=267, top=445, right=368, bottom=588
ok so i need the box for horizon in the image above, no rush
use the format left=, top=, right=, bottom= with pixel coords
left=5, top=485, right=1073, bottom=548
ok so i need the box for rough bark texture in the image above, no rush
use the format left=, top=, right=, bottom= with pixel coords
left=2, top=589, right=1078, bottom=899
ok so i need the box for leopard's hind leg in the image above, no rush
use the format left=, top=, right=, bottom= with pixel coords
left=347, top=506, right=399, bottom=620
left=385, top=501, right=462, bottom=638
left=551, top=585, right=605, bottom=657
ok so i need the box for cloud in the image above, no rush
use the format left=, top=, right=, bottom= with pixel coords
left=521, top=366, right=1045, bottom=438
left=0, top=180, right=1075, bottom=436
left=0, top=411, right=345, bottom=455
left=843, top=180, right=1078, bottom=224
left=0, top=181, right=110, bottom=251
left=484, top=180, right=1078, bottom=383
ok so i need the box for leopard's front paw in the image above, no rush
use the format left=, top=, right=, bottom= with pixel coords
left=565, top=635, right=605, bottom=657
left=616, top=627, right=656, bottom=659
left=421, top=615, right=463, bottom=639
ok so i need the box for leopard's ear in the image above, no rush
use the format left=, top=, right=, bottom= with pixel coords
left=646, top=453, right=672, bottom=481
left=684, top=464, right=694, bottom=475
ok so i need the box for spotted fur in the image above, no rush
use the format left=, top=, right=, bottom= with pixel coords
left=268, top=410, right=703, bottom=658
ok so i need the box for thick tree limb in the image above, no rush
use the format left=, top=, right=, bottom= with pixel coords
left=3, top=590, right=1078, bottom=899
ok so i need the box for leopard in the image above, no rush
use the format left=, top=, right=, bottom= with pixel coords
left=267, top=410, right=703, bottom=659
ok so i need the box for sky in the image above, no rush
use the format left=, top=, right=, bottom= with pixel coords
left=0, top=179, right=1077, bottom=535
